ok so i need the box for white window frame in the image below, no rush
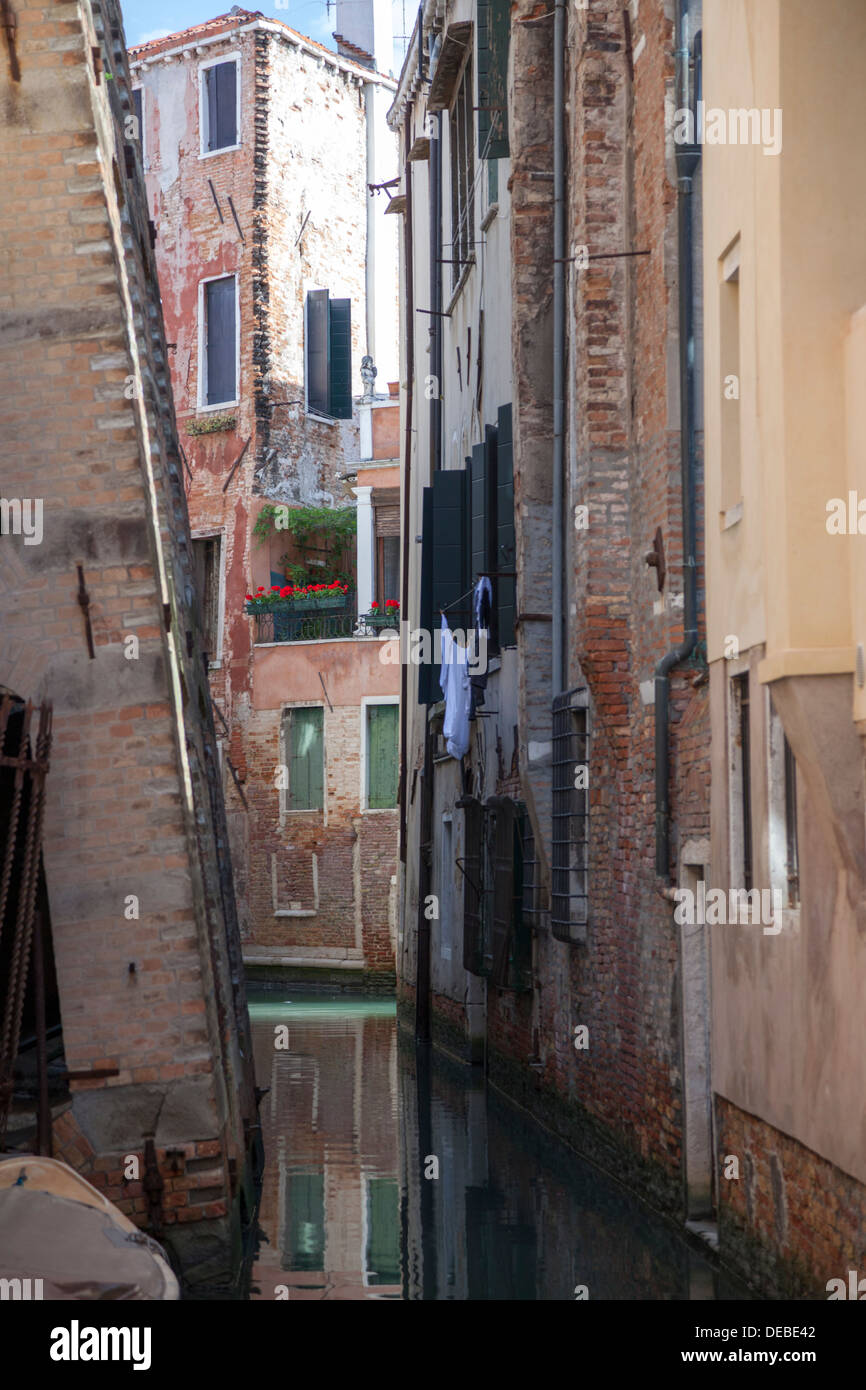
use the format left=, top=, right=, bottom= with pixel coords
left=190, top=527, right=226, bottom=667
left=197, top=272, right=240, bottom=411
left=279, top=702, right=326, bottom=821
left=360, top=695, right=399, bottom=813
left=198, top=51, right=242, bottom=159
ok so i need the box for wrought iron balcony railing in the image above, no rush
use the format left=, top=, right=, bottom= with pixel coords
left=251, top=596, right=400, bottom=645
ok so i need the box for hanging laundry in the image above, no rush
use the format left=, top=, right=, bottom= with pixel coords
left=470, top=576, right=493, bottom=719
left=439, top=614, right=471, bottom=759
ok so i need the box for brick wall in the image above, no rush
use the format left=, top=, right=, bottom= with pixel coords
left=0, top=0, right=257, bottom=1290
left=485, top=0, right=709, bottom=1215
left=717, top=1097, right=866, bottom=1298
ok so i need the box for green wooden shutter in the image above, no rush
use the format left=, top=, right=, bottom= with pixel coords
left=432, top=468, right=468, bottom=697
left=328, top=297, right=352, bottom=419
left=470, top=441, right=489, bottom=583
left=418, top=486, right=434, bottom=705
left=477, top=0, right=510, bottom=159
left=496, top=402, right=515, bottom=646
left=367, top=704, right=398, bottom=808
left=306, top=290, right=329, bottom=416
left=288, top=707, right=323, bottom=811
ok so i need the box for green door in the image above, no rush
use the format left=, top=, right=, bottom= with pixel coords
left=367, top=704, right=398, bottom=809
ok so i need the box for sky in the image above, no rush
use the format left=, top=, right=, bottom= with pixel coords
left=120, top=0, right=339, bottom=52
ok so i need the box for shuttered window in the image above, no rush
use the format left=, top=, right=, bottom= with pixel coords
left=202, top=59, right=238, bottom=153
left=283, top=707, right=324, bottom=813
left=496, top=402, right=516, bottom=646
left=367, top=703, right=398, bottom=809
left=204, top=276, right=237, bottom=406
left=192, top=535, right=221, bottom=662
left=477, top=0, right=510, bottom=159
left=449, top=60, right=475, bottom=285
left=461, top=794, right=532, bottom=988
left=305, top=290, right=353, bottom=419
left=460, top=795, right=490, bottom=976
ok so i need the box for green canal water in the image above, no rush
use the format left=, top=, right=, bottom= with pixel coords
left=247, top=991, right=747, bottom=1300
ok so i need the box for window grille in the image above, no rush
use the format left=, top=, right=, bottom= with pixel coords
left=551, top=687, right=589, bottom=942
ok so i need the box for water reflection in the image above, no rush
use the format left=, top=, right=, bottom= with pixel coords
left=248, top=993, right=747, bottom=1300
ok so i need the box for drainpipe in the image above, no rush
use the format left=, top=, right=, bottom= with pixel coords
left=364, top=82, right=377, bottom=364
left=398, top=105, right=414, bottom=862
left=429, top=111, right=443, bottom=474
left=552, top=0, right=566, bottom=697
left=655, top=0, right=701, bottom=876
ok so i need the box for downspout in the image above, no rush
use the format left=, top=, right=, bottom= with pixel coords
left=399, top=105, right=414, bottom=862
left=654, top=0, right=701, bottom=875
left=552, top=0, right=566, bottom=696
left=429, top=111, right=443, bottom=473
left=364, top=82, right=377, bottom=363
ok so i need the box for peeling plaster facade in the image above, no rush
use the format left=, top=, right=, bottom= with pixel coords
left=131, top=11, right=401, bottom=983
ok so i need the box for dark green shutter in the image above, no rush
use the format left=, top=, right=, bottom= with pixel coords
left=368, top=704, right=398, bottom=809
left=470, top=440, right=489, bottom=583
left=328, top=297, right=352, bottom=419
left=418, top=486, right=434, bottom=705
left=432, top=469, right=468, bottom=698
left=288, top=707, right=323, bottom=811
left=306, top=290, right=329, bottom=416
left=206, top=61, right=237, bottom=152
left=477, top=0, right=510, bottom=159
left=497, top=403, right=515, bottom=646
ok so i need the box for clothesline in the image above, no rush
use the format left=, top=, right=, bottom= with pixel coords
left=439, top=571, right=508, bottom=615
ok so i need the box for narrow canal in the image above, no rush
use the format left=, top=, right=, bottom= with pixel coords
left=248, top=992, right=747, bottom=1300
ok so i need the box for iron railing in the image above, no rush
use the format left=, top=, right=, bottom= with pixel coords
left=551, top=687, right=590, bottom=943
left=251, top=596, right=399, bottom=645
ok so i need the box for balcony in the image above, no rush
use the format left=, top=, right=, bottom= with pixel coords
left=250, top=593, right=399, bottom=645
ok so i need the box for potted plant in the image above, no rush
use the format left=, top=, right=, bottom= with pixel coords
left=363, top=599, right=400, bottom=632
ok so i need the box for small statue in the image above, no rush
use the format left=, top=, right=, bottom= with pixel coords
left=360, top=355, right=377, bottom=402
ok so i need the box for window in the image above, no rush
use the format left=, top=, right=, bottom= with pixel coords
left=365, top=702, right=398, bottom=810
left=377, top=536, right=400, bottom=608
left=417, top=402, right=515, bottom=704
left=191, top=535, right=222, bottom=663
left=201, top=276, right=237, bottom=407
left=282, top=707, right=324, bottom=813
left=449, top=59, right=475, bottom=286
left=768, top=696, right=800, bottom=909
left=200, top=57, right=239, bottom=154
left=131, top=87, right=144, bottom=158
left=720, top=241, right=741, bottom=521
left=477, top=0, right=510, bottom=159
left=305, top=290, right=352, bottom=420
left=551, top=688, right=589, bottom=943
left=373, top=490, right=400, bottom=607
left=460, top=795, right=532, bottom=987
left=730, top=672, right=752, bottom=891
